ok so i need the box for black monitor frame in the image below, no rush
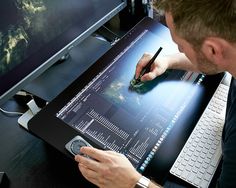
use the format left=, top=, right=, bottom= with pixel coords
left=0, top=0, right=127, bottom=105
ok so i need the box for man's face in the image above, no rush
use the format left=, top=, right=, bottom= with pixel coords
left=165, top=12, right=220, bottom=75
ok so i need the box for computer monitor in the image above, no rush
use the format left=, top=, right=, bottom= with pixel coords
left=0, top=0, right=127, bottom=106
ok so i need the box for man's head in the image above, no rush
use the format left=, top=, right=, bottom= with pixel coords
left=154, top=0, right=236, bottom=48
left=153, top=0, right=236, bottom=75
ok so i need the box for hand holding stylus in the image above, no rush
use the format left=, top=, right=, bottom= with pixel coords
left=135, top=47, right=163, bottom=84
left=134, top=47, right=171, bottom=83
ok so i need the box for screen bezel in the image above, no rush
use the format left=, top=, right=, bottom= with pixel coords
left=0, top=0, right=127, bottom=105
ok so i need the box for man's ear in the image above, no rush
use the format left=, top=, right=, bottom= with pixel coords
left=201, top=38, right=224, bottom=65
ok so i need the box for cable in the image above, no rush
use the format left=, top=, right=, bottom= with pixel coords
left=0, top=107, right=24, bottom=116
left=101, top=25, right=121, bottom=46
left=102, top=25, right=121, bottom=39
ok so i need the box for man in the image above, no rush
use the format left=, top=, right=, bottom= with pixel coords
left=75, top=0, right=236, bottom=187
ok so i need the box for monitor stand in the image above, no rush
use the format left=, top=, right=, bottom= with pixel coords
left=18, top=35, right=111, bottom=129
left=18, top=99, right=41, bottom=130
left=23, top=35, right=111, bottom=102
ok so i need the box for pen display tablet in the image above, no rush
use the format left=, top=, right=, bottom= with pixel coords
left=56, top=28, right=207, bottom=171
left=28, top=17, right=224, bottom=182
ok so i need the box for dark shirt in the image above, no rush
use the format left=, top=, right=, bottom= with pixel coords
left=218, top=77, right=236, bottom=187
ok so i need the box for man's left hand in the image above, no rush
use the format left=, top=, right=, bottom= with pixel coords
left=74, top=147, right=141, bottom=188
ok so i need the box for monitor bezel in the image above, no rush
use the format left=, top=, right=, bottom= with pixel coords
left=0, top=0, right=127, bottom=105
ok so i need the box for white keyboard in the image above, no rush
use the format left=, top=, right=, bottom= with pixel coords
left=170, top=83, right=230, bottom=188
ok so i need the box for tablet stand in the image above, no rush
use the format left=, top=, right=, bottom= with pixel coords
left=18, top=99, right=41, bottom=130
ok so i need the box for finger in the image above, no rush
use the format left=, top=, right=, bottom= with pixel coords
left=141, top=62, right=165, bottom=81
left=135, top=53, right=152, bottom=79
left=75, top=154, right=101, bottom=172
left=79, top=164, right=101, bottom=187
left=79, top=147, right=109, bottom=162
left=79, top=163, right=97, bottom=179
left=141, top=72, right=157, bottom=81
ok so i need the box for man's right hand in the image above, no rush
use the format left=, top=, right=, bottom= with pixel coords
left=135, top=53, right=169, bottom=82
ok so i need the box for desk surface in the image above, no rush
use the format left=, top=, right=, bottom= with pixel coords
left=0, top=99, right=97, bottom=188
left=0, top=35, right=111, bottom=188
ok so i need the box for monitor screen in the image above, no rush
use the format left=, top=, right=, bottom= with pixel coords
left=0, top=0, right=126, bottom=105
left=54, top=28, right=210, bottom=172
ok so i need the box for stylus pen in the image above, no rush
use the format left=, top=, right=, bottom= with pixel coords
left=136, top=46, right=163, bottom=82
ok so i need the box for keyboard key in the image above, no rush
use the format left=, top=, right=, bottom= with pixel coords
left=207, top=166, right=215, bottom=175
left=193, top=177, right=202, bottom=186
left=200, top=179, right=209, bottom=188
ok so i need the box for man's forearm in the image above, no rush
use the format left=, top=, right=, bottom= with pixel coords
left=165, top=53, right=199, bottom=72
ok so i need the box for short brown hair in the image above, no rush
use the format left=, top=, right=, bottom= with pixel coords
left=153, top=0, right=236, bottom=48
